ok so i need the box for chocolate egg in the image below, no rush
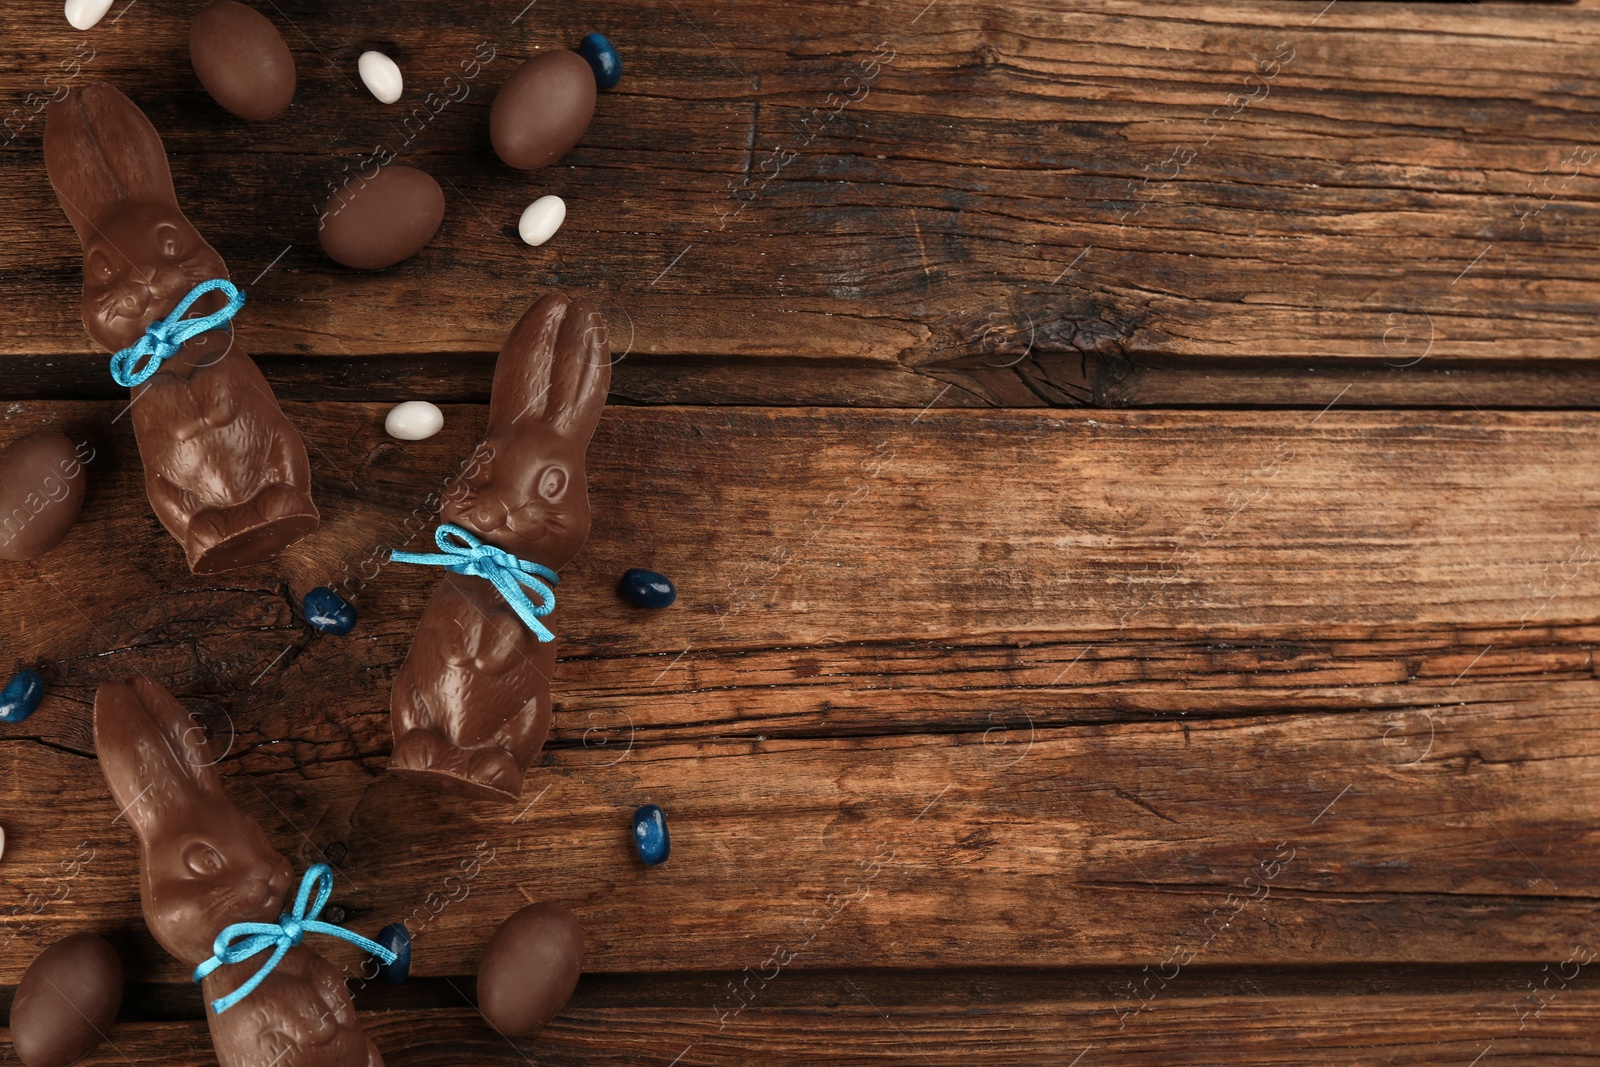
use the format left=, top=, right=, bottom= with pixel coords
left=318, top=165, right=445, bottom=270
left=476, top=902, right=584, bottom=1037
left=190, top=0, right=296, bottom=121
left=0, top=431, right=88, bottom=562
left=489, top=50, right=597, bottom=171
left=11, top=933, right=123, bottom=1067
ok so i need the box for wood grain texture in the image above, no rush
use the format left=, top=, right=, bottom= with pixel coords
left=6, top=0, right=1600, bottom=1056
left=5, top=402, right=1600, bottom=656
left=0, top=403, right=1597, bottom=988
left=3, top=0, right=1600, bottom=406
left=0, top=398, right=1596, bottom=690
left=6, top=985, right=1600, bottom=1066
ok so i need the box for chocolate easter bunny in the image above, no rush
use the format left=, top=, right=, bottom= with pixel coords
left=46, top=84, right=318, bottom=573
left=389, top=292, right=610, bottom=801
left=95, top=678, right=385, bottom=1067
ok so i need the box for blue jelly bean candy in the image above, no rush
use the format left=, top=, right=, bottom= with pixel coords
left=0, top=670, right=44, bottom=724
left=632, top=804, right=670, bottom=866
left=619, top=568, right=676, bottom=609
left=375, top=922, right=412, bottom=984
left=304, top=586, right=358, bottom=635
left=578, top=33, right=622, bottom=90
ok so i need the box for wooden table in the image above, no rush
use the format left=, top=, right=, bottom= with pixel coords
left=3, top=0, right=1600, bottom=1063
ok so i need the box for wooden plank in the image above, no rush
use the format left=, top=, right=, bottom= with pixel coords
left=4, top=393, right=1597, bottom=683
left=4, top=685, right=1598, bottom=981
left=9, top=984, right=1600, bottom=1066
left=4, top=0, right=1600, bottom=398
left=0, top=353, right=967, bottom=409
left=0, top=398, right=1597, bottom=750
left=5, top=403, right=1600, bottom=657
left=9, top=352, right=1600, bottom=413
left=2, top=405, right=1599, bottom=982
left=1095, top=357, right=1600, bottom=412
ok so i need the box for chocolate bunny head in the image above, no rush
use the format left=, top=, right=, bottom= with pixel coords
left=444, top=291, right=611, bottom=567
left=94, top=678, right=293, bottom=967
left=46, top=84, right=229, bottom=353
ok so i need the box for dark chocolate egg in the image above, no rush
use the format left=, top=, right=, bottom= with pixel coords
left=489, top=50, right=597, bottom=170
left=11, top=933, right=123, bottom=1067
left=318, top=165, right=446, bottom=270
left=0, top=431, right=88, bottom=562
left=189, top=0, right=296, bottom=121
left=476, top=902, right=584, bottom=1037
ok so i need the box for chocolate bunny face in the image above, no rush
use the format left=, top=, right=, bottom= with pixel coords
left=391, top=292, right=610, bottom=801
left=45, top=83, right=319, bottom=574
left=83, top=203, right=229, bottom=352
left=94, top=677, right=293, bottom=966
left=46, top=84, right=230, bottom=352
left=96, top=679, right=385, bottom=1067
left=444, top=292, right=611, bottom=566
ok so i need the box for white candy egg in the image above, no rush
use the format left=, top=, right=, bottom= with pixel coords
left=518, top=195, right=567, bottom=247
left=358, top=51, right=404, bottom=105
left=385, top=401, right=444, bottom=441
left=65, top=0, right=114, bottom=30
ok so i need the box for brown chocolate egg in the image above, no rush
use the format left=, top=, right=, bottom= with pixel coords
left=489, top=49, right=597, bottom=171
left=11, top=933, right=123, bottom=1067
left=318, top=165, right=446, bottom=270
left=0, top=431, right=89, bottom=562
left=476, top=902, right=584, bottom=1037
left=189, top=0, right=296, bottom=121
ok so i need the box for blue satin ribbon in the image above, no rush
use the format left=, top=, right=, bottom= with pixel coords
left=389, top=523, right=559, bottom=642
left=111, top=278, right=245, bottom=387
left=192, top=864, right=395, bottom=1015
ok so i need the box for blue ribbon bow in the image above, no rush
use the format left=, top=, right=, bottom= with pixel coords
left=192, top=864, right=395, bottom=1015
left=111, top=278, right=245, bottom=388
left=389, top=523, right=559, bottom=641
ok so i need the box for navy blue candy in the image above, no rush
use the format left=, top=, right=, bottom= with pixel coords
left=578, top=33, right=622, bottom=90
left=632, top=803, right=670, bottom=866
left=375, top=922, right=411, bottom=984
left=304, top=586, right=358, bottom=635
left=619, top=568, right=676, bottom=609
left=0, top=670, right=44, bottom=724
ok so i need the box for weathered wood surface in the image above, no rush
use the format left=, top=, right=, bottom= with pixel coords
left=5, top=1, right=1600, bottom=405
left=17, top=350, right=1600, bottom=412
left=8, top=0, right=1600, bottom=1059
left=0, top=403, right=1597, bottom=992
left=6, top=687, right=1600, bottom=982
left=10, top=402, right=1600, bottom=655
left=7, top=985, right=1600, bottom=1066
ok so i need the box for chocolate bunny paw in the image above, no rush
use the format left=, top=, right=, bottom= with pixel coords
left=390, top=725, right=525, bottom=802
left=202, top=949, right=384, bottom=1067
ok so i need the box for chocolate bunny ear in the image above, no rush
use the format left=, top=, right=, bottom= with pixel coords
left=94, top=677, right=224, bottom=839
left=45, top=83, right=179, bottom=250
left=546, top=296, right=611, bottom=439
left=488, top=292, right=611, bottom=439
